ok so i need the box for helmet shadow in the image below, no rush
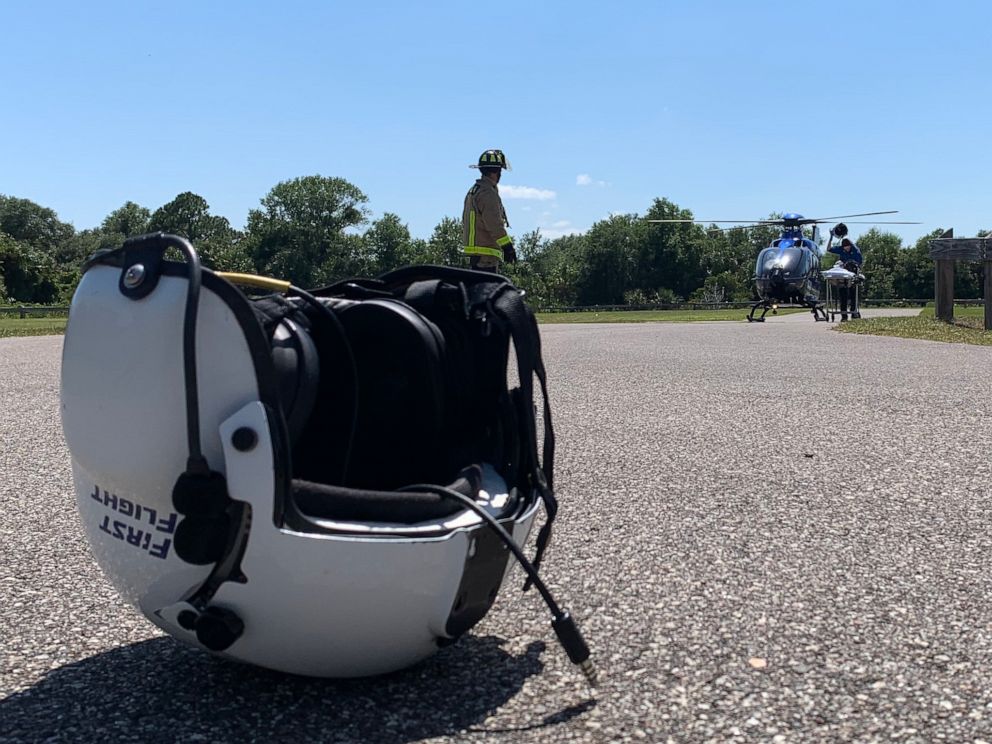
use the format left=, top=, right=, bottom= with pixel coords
left=0, top=635, right=591, bottom=742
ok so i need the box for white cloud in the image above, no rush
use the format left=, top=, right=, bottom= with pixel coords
left=500, top=185, right=556, bottom=200
left=539, top=220, right=587, bottom=239
left=542, top=227, right=586, bottom=239
left=576, top=173, right=609, bottom=187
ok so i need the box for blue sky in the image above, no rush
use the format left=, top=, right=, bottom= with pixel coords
left=2, top=1, right=989, bottom=247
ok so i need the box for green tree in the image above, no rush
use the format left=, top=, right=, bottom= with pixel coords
left=49, top=228, right=125, bottom=298
left=502, top=228, right=544, bottom=297
left=514, top=229, right=543, bottom=259
left=420, top=217, right=464, bottom=266
left=204, top=239, right=254, bottom=274
left=697, top=227, right=763, bottom=301
left=88, top=202, right=153, bottom=283
left=0, top=197, right=105, bottom=302
left=101, top=201, right=151, bottom=238
left=405, top=238, right=430, bottom=267
left=575, top=214, right=645, bottom=305
left=688, top=270, right=746, bottom=303
left=148, top=192, right=233, bottom=242
left=953, top=261, right=982, bottom=299
left=64, top=228, right=118, bottom=258
left=0, top=233, right=59, bottom=303
left=0, top=196, right=75, bottom=254
left=519, top=232, right=584, bottom=308
left=894, top=229, right=942, bottom=299
left=856, top=228, right=902, bottom=299
left=245, top=175, right=369, bottom=287
left=950, top=229, right=989, bottom=299
left=641, top=199, right=708, bottom=299
left=363, top=212, right=415, bottom=274
left=147, top=192, right=245, bottom=270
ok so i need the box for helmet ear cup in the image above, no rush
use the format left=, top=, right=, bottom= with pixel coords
left=174, top=513, right=231, bottom=564
left=334, top=300, right=447, bottom=490
left=171, top=470, right=233, bottom=565
left=269, top=317, right=320, bottom=445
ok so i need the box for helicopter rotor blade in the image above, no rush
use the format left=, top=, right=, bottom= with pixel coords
left=647, top=220, right=787, bottom=235
left=646, top=211, right=920, bottom=231
left=706, top=223, right=785, bottom=233
left=646, top=219, right=781, bottom=224
left=802, top=211, right=900, bottom=222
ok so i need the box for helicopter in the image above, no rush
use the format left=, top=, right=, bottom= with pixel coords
left=647, top=211, right=920, bottom=322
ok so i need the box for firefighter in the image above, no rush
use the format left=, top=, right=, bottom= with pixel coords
left=463, top=149, right=517, bottom=272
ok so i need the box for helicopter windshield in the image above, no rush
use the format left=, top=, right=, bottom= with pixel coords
left=756, top=246, right=809, bottom=276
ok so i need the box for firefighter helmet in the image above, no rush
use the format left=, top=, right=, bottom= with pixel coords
left=470, top=149, right=511, bottom=171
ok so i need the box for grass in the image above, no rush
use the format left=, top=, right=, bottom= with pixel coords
left=2, top=304, right=988, bottom=347
left=836, top=306, right=992, bottom=346
left=536, top=307, right=806, bottom=323
left=3, top=307, right=801, bottom=337
left=536, top=303, right=992, bottom=346
left=0, top=316, right=68, bottom=338
left=920, top=305, right=984, bottom=320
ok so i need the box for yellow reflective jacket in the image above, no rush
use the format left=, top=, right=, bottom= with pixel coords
left=462, top=178, right=511, bottom=260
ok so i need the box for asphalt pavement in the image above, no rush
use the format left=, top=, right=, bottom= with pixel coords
left=3, top=315, right=992, bottom=743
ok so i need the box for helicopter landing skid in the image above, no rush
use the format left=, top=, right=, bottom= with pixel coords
left=746, top=301, right=773, bottom=322
left=747, top=301, right=829, bottom=322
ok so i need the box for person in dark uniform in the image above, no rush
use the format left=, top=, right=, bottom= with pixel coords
left=827, top=235, right=863, bottom=321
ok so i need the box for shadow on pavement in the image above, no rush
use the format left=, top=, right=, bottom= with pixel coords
left=0, top=634, right=588, bottom=742
left=465, top=700, right=597, bottom=734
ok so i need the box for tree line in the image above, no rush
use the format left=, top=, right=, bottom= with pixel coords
left=0, top=175, right=984, bottom=308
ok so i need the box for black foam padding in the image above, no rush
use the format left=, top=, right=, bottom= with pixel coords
left=337, top=300, right=447, bottom=490
left=292, top=299, right=449, bottom=491
left=291, top=466, right=480, bottom=524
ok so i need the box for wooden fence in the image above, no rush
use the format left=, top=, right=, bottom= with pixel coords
left=928, top=231, right=991, bottom=329
left=3, top=301, right=984, bottom=318
left=0, top=306, right=70, bottom=318
left=534, top=299, right=964, bottom=313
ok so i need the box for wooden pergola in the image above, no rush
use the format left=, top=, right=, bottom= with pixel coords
left=928, top=229, right=991, bottom=330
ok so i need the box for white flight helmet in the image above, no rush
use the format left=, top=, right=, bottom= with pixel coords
left=61, top=234, right=594, bottom=681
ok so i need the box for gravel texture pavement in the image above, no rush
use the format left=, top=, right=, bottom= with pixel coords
left=2, top=314, right=992, bottom=743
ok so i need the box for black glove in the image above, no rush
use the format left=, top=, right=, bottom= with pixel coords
left=503, top=243, right=517, bottom=264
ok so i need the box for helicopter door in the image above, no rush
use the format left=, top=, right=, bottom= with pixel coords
left=755, top=249, right=769, bottom=276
